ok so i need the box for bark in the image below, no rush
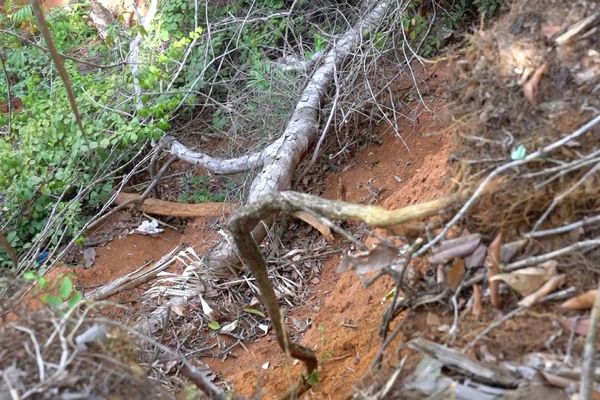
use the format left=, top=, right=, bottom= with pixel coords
left=141, top=0, right=391, bottom=332
left=162, top=135, right=264, bottom=174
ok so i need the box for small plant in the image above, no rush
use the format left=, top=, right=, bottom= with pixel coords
left=177, top=176, right=233, bottom=204
left=23, top=271, right=83, bottom=308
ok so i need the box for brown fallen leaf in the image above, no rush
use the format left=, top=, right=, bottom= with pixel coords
left=559, top=316, right=592, bottom=336
left=430, top=233, right=481, bottom=264
left=472, top=283, right=483, bottom=319
left=293, top=211, right=334, bottom=243
left=490, top=260, right=557, bottom=297
left=500, top=239, right=527, bottom=263
left=487, top=231, right=503, bottom=310
left=465, top=244, right=487, bottom=269
left=560, top=289, right=597, bottom=310
left=447, top=258, right=465, bottom=292
left=522, top=63, right=548, bottom=105
left=518, top=274, right=566, bottom=307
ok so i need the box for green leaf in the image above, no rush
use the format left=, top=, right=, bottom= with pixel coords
left=207, top=321, right=220, bottom=330
left=42, top=294, right=63, bottom=307
left=511, top=144, right=527, bottom=160
left=305, top=370, right=320, bottom=386
left=23, top=271, right=36, bottom=281
left=243, top=308, right=266, bottom=318
left=157, top=120, right=171, bottom=131
left=37, top=276, right=47, bottom=289
left=68, top=291, right=83, bottom=308
left=59, top=275, right=74, bottom=299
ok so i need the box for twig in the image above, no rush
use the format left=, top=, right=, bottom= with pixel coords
left=580, top=279, right=600, bottom=400
left=504, top=238, right=600, bottom=272
left=84, top=317, right=226, bottom=400
left=417, top=113, right=600, bottom=257
left=464, top=287, right=577, bottom=350
left=296, top=62, right=341, bottom=184
left=524, top=214, right=600, bottom=239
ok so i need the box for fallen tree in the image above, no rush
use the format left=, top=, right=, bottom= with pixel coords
left=140, top=0, right=393, bottom=331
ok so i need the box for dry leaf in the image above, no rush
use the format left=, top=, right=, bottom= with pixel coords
left=465, top=244, right=487, bottom=269
left=171, top=303, right=186, bottom=317
left=447, top=258, right=465, bottom=292
left=221, top=320, right=238, bottom=333
left=437, top=233, right=481, bottom=252
left=387, top=221, right=426, bottom=240
left=500, top=239, right=527, bottom=263
left=490, top=260, right=557, bottom=296
left=487, top=231, right=503, bottom=310
left=430, top=234, right=481, bottom=264
left=522, top=63, right=547, bottom=105
left=560, top=289, right=597, bottom=310
left=472, top=283, right=483, bottom=319
left=293, top=211, right=334, bottom=243
left=337, top=243, right=397, bottom=274
left=559, top=316, right=592, bottom=336
left=519, top=274, right=566, bottom=307
left=199, top=295, right=214, bottom=319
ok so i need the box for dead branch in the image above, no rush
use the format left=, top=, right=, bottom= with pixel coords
left=161, top=135, right=264, bottom=174
left=223, top=189, right=458, bottom=390
left=85, top=246, right=183, bottom=301
left=143, top=0, right=396, bottom=331
left=504, top=238, right=600, bottom=272
left=114, top=192, right=232, bottom=218
left=409, top=338, right=519, bottom=387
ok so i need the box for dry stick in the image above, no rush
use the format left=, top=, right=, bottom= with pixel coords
left=524, top=214, right=600, bottom=239
left=85, top=317, right=226, bottom=400
left=30, top=0, right=88, bottom=144
left=463, top=287, right=577, bottom=351
left=415, top=113, right=600, bottom=258
left=504, top=238, right=600, bottom=272
left=580, top=280, right=600, bottom=400
left=85, top=246, right=182, bottom=301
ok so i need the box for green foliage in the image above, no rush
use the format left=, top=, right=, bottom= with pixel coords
left=23, top=271, right=82, bottom=308
left=399, top=0, right=507, bottom=57
left=305, top=370, right=320, bottom=386
left=473, top=0, right=505, bottom=16
left=176, top=176, right=234, bottom=204
left=0, top=4, right=179, bottom=265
